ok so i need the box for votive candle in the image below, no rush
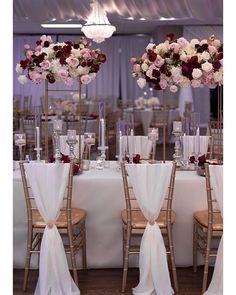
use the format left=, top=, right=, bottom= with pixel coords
left=53, top=119, right=63, bottom=131
left=67, top=129, right=77, bottom=141
left=173, top=121, right=182, bottom=132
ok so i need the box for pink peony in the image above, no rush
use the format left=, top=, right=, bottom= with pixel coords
left=66, top=57, right=79, bottom=69
left=58, top=69, right=69, bottom=79
left=130, top=57, right=136, bottom=64
left=141, top=52, right=147, bottom=61
left=39, top=60, right=51, bottom=70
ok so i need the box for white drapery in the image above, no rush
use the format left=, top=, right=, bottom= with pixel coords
left=121, top=136, right=152, bottom=159
left=126, top=163, right=174, bottom=295
left=182, top=135, right=210, bottom=159
left=24, top=162, right=80, bottom=295
left=204, top=165, right=223, bottom=295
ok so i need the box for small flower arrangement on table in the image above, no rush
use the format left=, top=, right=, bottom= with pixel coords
left=130, top=33, right=223, bottom=92
left=49, top=153, right=80, bottom=175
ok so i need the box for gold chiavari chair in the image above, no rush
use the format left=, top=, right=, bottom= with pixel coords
left=19, top=162, right=87, bottom=291
left=192, top=163, right=223, bottom=294
left=120, top=161, right=178, bottom=293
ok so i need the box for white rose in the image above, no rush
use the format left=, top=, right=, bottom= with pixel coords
left=141, top=63, right=149, bottom=72
left=137, top=77, right=146, bottom=89
left=171, top=67, right=181, bottom=76
left=192, top=68, right=202, bottom=79
left=89, top=73, right=96, bottom=80
left=77, top=66, right=90, bottom=75
left=146, top=43, right=155, bottom=51
left=18, top=75, right=28, bottom=85
left=71, top=48, right=81, bottom=58
left=180, top=52, right=187, bottom=62
left=16, top=63, right=23, bottom=73
left=201, top=62, right=213, bottom=73
left=201, top=51, right=210, bottom=61
left=190, top=39, right=200, bottom=46
left=213, top=71, right=223, bottom=83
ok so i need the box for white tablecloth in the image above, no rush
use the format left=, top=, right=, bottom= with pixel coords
left=13, top=161, right=207, bottom=269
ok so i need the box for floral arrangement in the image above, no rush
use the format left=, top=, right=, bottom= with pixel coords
left=134, top=96, right=160, bottom=108
left=131, top=33, right=223, bottom=93
left=126, top=154, right=141, bottom=164
left=49, top=153, right=80, bottom=174
left=16, top=35, right=107, bottom=86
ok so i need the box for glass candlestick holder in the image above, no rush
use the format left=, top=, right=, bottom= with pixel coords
left=14, top=133, right=26, bottom=161
left=148, top=128, right=159, bottom=161
left=172, top=130, right=183, bottom=167
left=53, top=129, right=62, bottom=163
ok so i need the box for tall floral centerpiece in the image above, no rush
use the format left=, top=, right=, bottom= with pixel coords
left=130, top=33, right=223, bottom=162
left=16, top=34, right=107, bottom=162
left=131, top=33, right=223, bottom=92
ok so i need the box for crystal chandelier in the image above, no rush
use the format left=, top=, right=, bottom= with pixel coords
left=81, top=0, right=116, bottom=43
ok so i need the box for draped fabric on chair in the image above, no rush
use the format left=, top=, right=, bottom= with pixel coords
left=24, top=163, right=80, bottom=295
left=125, top=163, right=174, bottom=295
left=204, top=165, right=223, bottom=295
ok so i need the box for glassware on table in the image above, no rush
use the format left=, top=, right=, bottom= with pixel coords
left=14, top=133, right=26, bottom=161
left=83, top=132, right=95, bottom=170
left=148, top=128, right=159, bottom=161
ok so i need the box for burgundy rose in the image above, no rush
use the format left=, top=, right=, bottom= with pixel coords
left=20, top=59, right=30, bottom=70
left=53, top=45, right=59, bottom=51
left=189, top=56, right=198, bottom=63
left=217, top=52, right=223, bottom=60
left=73, top=44, right=80, bottom=49
left=48, top=153, right=80, bottom=174
left=218, top=46, right=223, bottom=53
left=201, top=44, right=208, bottom=51
left=164, top=52, right=170, bottom=58
left=43, top=41, right=50, bottom=48
left=56, top=50, right=63, bottom=59
left=98, top=53, right=106, bottom=63
left=173, top=53, right=180, bottom=60
left=91, top=63, right=100, bottom=72
left=59, top=56, right=67, bottom=65
left=148, top=50, right=157, bottom=62
left=189, top=156, right=195, bottom=164
left=46, top=73, right=56, bottom=84
left=133, top=154, right=141, bottom=164
left=212, top=60, right=221, bottom=71
left=65, top=41, right=73, bottom=46
left=81, top=61, right=87, bottom=67
left=152, top=69, right=160, bottom=78
left=62, top=45, right=72, bottom=57
left=198, top=154, right=206, bottom=167
left=166, top=33, right=175, bottom=42
left=36, top=40, right=42, bottom=46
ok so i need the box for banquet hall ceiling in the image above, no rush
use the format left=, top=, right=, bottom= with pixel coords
left=13, top=0, right=223, bottom=35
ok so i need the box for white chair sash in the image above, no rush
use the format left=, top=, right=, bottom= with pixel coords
left=59, top=135, right=84, bottom=157
left=204, top=165, right=223, bottom=295
left=126, top=163, right=174, bottom=295
left=121, top=136, right=152, bottom=159
left=24, top=163, right=80, bottom=295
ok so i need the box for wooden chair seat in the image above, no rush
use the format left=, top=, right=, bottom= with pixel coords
left=32, top=208, right=86, bottom=228
left=121, top=209, right=176, bottom=229
left=193, top=210, right=223, bottom=231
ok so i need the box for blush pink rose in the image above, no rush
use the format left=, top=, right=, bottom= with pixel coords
left=58, top=69, right=69, bottom=79
left=130, top=57, right=136, bottom=64
left=141, top=52, right=147, bottom=61
left=81, top=74, right=92, bottom=84
left=24, top=44, right=30, bottom=50
left=191, top=79, right=201, bottom=88
left=39, top=60, right=51, bottom=70
left=133, top=64, right=141, bottom=73
left=170, top=85, right=178, bottom=93
left=29, top=71, right=43, bottom=84
left=66, top=57, right=79, bottom=69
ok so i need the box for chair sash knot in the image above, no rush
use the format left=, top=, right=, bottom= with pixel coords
left=46, top=220, right=55, bottom=229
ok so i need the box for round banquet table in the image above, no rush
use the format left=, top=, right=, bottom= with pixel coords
left=13, top=161, right=206, bottom=269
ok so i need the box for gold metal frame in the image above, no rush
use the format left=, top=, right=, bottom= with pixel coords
left=19, top=161, right=87, bottom=291
left=120, top=161, right=178, bottom=292
left=43, top=78, right=83, bottom=164
left=192, top=163, right=223, bottom=294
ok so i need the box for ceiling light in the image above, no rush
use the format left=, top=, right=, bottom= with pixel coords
left=81, top=0, right=116, bottom=43
left=139, top=18, right=146, bottom=21
left=127, top=17, right=134, bottom=20
left=41, top=23, right=82, bottom=28
left=160, top=17, right=176, bottom=21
